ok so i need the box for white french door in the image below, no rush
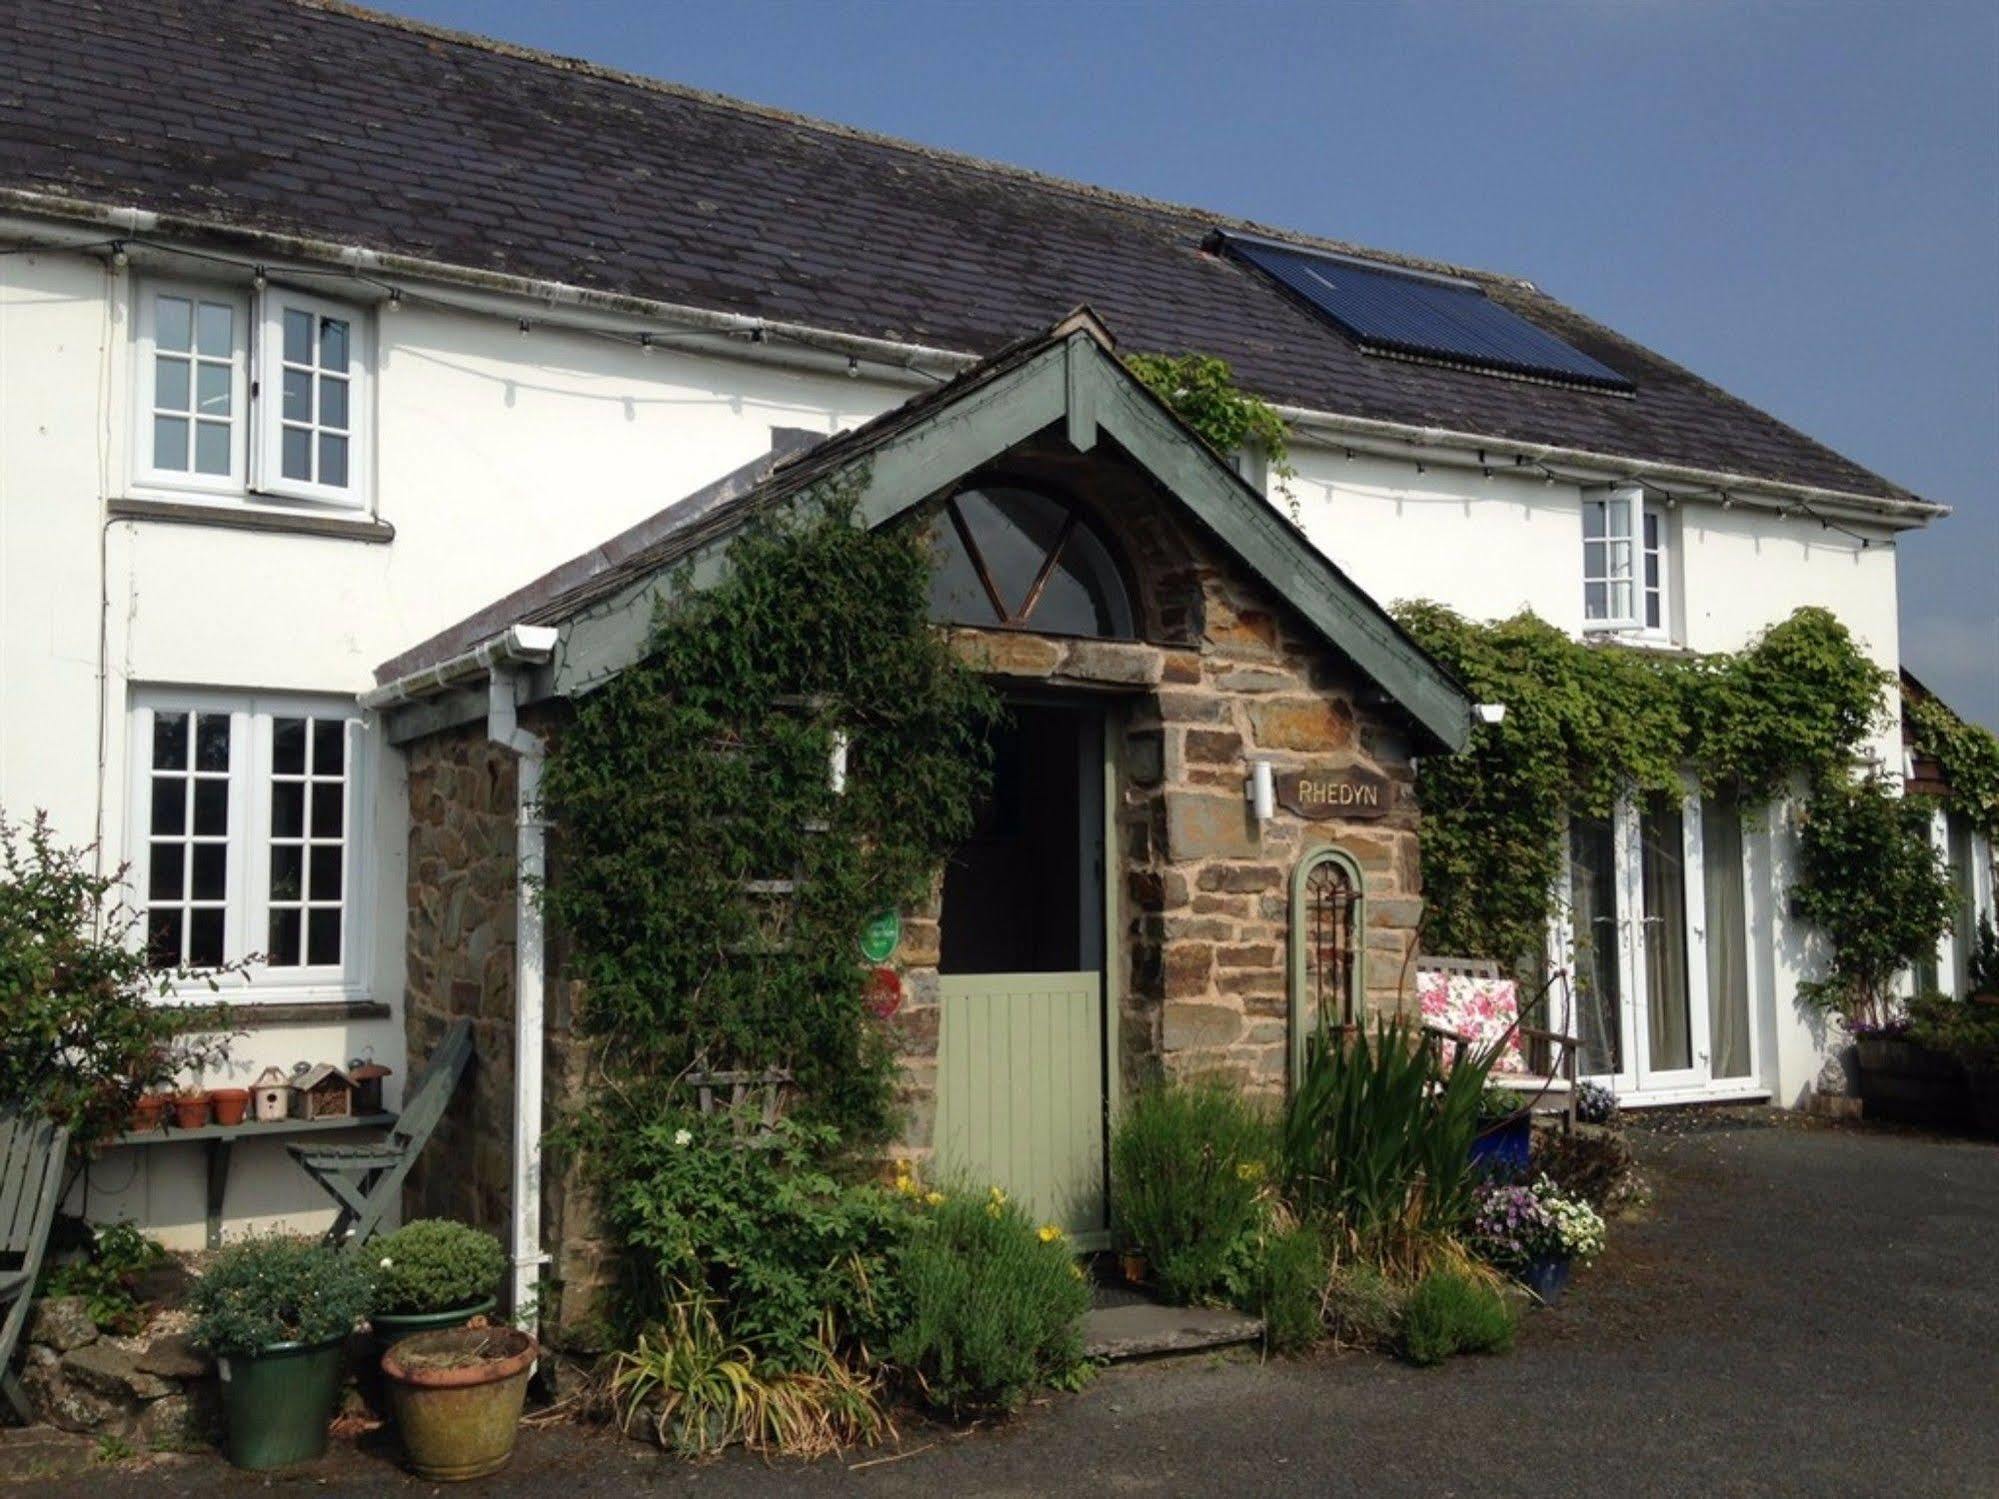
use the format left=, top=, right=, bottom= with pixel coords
left=1560, top=778, right=1758, bottom=1100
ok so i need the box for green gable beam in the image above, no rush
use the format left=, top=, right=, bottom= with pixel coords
left=1074, top=347, right=1471, bottom=750
left=550, top=342, right=1070, bottom=697
left=539, top=328, right=1468, bottom=751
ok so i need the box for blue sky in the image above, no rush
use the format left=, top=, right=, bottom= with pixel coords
left=392, top=0, right=1998, bottom=728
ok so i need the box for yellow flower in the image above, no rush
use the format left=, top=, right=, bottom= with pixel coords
left=1069, top=1261, right=1086, bottom=1280
left=1236, top=1160, right=1266, bottom=1183
left=1037, top=1224, right=1063, bottom=1244
left=924, top=1190, right=945, bottom=1206
left=988, top=1186, right=1007, bottom=1204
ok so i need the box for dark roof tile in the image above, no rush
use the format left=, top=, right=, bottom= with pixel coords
left=0, top=0, right=1913, bottom=503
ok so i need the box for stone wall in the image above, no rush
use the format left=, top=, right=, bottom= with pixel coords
left=402, top=716, right=611, bottom=1341
left=16, top=1294, right=213, bottom=1450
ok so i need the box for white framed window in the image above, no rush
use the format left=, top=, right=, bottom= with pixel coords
left=131, top=279, right=370, bottom=510
left=1582, top=485, right=1672, bottom=637
left=256, top=289, right=367, bottom=507
left=135, top=285, right=250, bottom=492
left=129, top=690, right=370, bottom=998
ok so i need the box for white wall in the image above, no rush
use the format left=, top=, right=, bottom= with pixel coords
left=1, top=247, right=905, bottom=1246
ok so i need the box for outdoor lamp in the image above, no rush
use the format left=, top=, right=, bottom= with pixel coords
left=1475, top=702, right=1507, bottom=726
left=829, top=729, right=850, bottom=796
left=1246, top=759, right=1275, bottom=824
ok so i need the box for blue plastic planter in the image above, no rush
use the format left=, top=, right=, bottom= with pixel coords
left=1469, top=1113, right=1532, bottom=1176
left=1521, top=1255, right=1572, bottom=1304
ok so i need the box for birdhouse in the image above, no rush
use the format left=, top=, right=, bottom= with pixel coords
left=252, top=1066, right=293, bottom=1123
left=289, top=1062, right=354, bottom=1120
left=349, top=1059, right=392, bottom=1115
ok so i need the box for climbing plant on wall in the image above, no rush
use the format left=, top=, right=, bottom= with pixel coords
left=1125, top=352, right=1296, bottom=511
left=1393, top=603, right=1896, bottom=971
left=1906, top=690, right=1999, bottom=843
left=540, top=472, right=998, bottom=1144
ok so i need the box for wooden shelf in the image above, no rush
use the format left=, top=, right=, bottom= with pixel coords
left=113, top=1112, right=396, bottom=1147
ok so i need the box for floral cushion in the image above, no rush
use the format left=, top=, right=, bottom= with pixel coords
left=1418, top=971, right=1527, bottom=1076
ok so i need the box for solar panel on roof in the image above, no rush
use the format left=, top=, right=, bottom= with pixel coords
left=1220, top=233, right=1634, bottom=393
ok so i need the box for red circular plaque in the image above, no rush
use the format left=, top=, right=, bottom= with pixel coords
left=864, top=965, right=903, bottom=1019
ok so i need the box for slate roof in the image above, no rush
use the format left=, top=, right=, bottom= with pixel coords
left=0, top=0, right=1917, bottom=505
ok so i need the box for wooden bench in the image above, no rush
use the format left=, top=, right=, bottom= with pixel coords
left=2, top=1114, right=69, bottom=1425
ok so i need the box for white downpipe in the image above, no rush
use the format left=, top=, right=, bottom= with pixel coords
left=488, top=663, right=549, bottom=1330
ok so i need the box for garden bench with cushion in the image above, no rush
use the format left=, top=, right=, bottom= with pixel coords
left=1, top=1113, right=69, bottom=1424
left=290, top=1018, right=473, bottom=1247
left=1418, top=957, right=1580, bottom=1134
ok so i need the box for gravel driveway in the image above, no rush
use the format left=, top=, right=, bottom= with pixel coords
left=20, top=1117, right=1999, bottom=1497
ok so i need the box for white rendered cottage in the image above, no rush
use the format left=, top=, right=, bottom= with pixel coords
left=0, top=0, right=1988, bottom=1260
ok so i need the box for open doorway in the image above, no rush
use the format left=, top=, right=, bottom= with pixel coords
left=934, top=700, right=1111, bottom=1243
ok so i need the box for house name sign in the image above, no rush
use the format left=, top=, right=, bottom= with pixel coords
left=1273, top=766, right=1395, bottom=821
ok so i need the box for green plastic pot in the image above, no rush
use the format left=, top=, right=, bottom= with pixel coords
left=216, top=1336, right=347, bottom=1470
left=372, top=1295, right=498, bottom=1346
left=382, top=1324, right=538, bottom=1482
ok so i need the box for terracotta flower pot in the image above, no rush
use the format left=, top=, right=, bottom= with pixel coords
left=210, top=1088, right=251, bottom=1127
left=382, top=1325, right=537, bottom=1481
left=173, top=1093, right=214, bottom=1130
left=130, top=1093, right=170, bottom=1132
left=1119, top=1251, right=1149, bottom=1287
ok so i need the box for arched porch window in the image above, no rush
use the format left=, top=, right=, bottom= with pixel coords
left=1288, top=847, right=1366, bottom=1083
left=927, top=485, right=1134, bottom=638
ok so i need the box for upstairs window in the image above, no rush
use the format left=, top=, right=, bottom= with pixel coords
left=133, top=279, right=370, bottom=510
left=1582, top=485, right=1671, bottom=637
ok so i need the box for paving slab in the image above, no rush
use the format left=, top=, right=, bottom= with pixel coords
left=1082, top=1301, right=1263, bottom=1361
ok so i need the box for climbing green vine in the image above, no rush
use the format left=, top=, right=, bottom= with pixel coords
left=1393, top=603, right=1895, bottom=970
left=1906, top=690, right=1999, bottom=842
left=1126, top=352, right=1296, bottom=509
left=540, top=474, right=997, bottom=1144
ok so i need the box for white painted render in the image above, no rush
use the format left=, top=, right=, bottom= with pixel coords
left=0, top=234, right=1943, bottom=1240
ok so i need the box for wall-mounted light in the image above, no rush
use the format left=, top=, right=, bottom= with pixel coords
left=1475, top=703, right=1507, bottom=726
left=1245, top=759, right=1275, bottom=824
left=829, top=729, right=850, bottom=797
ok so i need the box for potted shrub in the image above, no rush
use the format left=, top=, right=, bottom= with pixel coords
left=1467, top=1176, right=1605, bottom=1304
left=1850, top=1009, right=1969, bottom=1128
left=188, top=1234, right=375, bottom=1470
left=381, top=1323, right=538, bottom=1481
left=1468, top=1084, right=1531, bottom=1176
left=370, top=1219, right=508, bottom=1344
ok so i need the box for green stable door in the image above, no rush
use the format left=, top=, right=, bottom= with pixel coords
left=933, top=701, right=1112, bottom=1246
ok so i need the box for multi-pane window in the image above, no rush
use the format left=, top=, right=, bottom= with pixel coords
left=131, top=693, right=365, bottom=993
left=273, top=300, right=354, bottom=494
left=1582, top=486, right=1670, bottom=637
left=1642, top=509, right=1666, bottom=632
left=266, top=715, right=348, bottom=968
left=1581, top=489, right=1636, bottom=628
left=144, top=710, right=235, bottom=967
left=133, top=280, right=368, bottom=508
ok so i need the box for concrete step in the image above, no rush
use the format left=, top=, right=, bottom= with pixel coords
left=1081, top=1301, right=1263, bottom=1362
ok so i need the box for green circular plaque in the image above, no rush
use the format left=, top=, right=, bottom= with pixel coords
left=858, top=908, right=902, bottom=964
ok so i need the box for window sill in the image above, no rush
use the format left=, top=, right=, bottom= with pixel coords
left=109, top=495, right=394, bottom=544
left=228, top=999, right=393, bottom=1028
